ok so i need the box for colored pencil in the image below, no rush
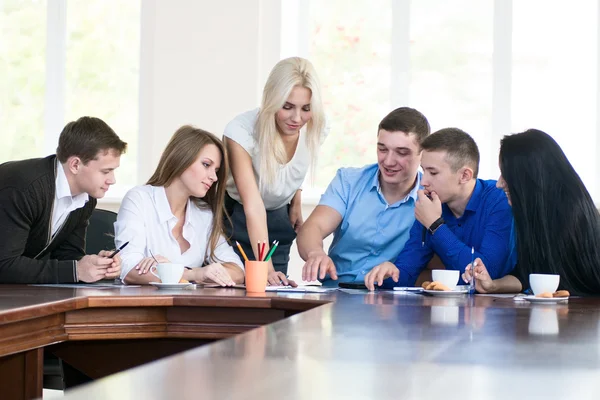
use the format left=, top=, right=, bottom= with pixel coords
left=264, top=241, right=279, bottom=262
left=236, top=241, right=249, bottom=262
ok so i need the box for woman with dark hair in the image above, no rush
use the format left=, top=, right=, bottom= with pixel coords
left=463, top=129, right=600, bottom=296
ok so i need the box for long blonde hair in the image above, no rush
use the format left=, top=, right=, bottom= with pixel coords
left=147, top=126, right=229, bottom=264
left=256, top=57, right=326, bottom=187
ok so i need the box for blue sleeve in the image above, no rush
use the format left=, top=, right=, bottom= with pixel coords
left=318, top=169, right=349, bottom=220
left=386, top=220, right=434, bottom=287
left=429, top=197, right=512, bottom=279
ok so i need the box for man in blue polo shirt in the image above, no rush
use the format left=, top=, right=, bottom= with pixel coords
left=364, top=128, right=513, bottom=290
left=297, top=107, right=430, bottom=286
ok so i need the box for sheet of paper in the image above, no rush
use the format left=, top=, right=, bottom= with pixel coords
left=31, top=283, right=141, bottom=289
left=265, top=286, right=337, bottom=293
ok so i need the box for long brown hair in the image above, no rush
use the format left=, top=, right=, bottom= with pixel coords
left=147, top=125, right=229, bottom=264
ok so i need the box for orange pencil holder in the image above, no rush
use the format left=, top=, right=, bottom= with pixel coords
left=245, top=261, right=268, bottom=293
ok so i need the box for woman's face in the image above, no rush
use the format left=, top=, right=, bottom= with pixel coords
left=496, top=172, right=512, bottom=206
left=275, top=85, right=312, bottom=136
left=180, top=144, right=221, bottom=198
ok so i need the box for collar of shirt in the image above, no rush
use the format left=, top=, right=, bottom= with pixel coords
left=55, top=161, right=89, bottom=208
left=152, top=185, right=197, bottom=232
left=370, top=169, right=422, bottom=208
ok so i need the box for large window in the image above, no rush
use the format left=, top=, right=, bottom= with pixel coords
left=308, top=0, right=392, bottom=188
left=2, top=0, right=140, bottom=189
left=410, top=0, right=494, bottom=177
left=65, top=0, right=140, bottom=186
left=1, top=0, right=47, bottom=162
left=301, top=0, right=600, bottom=202
left=511, top=0, right=598, bottom=199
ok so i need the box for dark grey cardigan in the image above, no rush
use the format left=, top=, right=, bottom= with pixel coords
left=0, top=155, right=97, bottom=283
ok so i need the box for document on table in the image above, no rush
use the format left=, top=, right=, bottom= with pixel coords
left=31, top=283, right=141, bottom=289
left=265, top=286, right=338, bottom=293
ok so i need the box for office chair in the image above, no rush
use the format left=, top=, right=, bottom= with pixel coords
left=44, top=208, right=118, bottom=391
left=85, top=208, right=118, bottom=254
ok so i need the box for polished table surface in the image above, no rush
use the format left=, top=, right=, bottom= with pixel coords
left=12, top=286, right=588, bottom=400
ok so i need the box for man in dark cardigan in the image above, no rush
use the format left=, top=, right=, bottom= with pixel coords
left=0, top=116, right=127, bottom=283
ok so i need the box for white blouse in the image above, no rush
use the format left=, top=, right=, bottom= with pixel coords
left=114, top=185, right=243, bottom=280
left=223, top=108, right=329, bottom=210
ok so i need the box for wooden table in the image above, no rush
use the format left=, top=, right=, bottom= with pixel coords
left=0, top=285, right=324, bottom=399
left=1, top=286, right=599, bottom=399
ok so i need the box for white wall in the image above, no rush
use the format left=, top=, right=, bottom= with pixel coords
left=104, top=0, right=329, bottom=282
left=138, top=0, right=282, bottom=183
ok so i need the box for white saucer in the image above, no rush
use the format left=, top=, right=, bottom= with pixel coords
left=393, top=287, right=424, bottom=293
left=423, top=288, right=469, bottom=296
left=523, top=295, right=569, bottom=303
left=149, top=282, right=195, bottom=290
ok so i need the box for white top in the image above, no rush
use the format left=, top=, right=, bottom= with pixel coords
left=223, top=108, right=329, bottom=210
left=52, top=161, right=89, bottom=236
left=114, top=185, right=243, bottom=280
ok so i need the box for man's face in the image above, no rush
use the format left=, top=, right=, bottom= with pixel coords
left=376, top=129, right=422, bottom=186
left=420, top=150, right=463, bottom=203
left=72, top=149, right=121, bottom=198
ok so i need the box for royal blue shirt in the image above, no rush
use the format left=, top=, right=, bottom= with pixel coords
left=391, top=179, right=513, bottom=287
left=318, top=164, right=421, bottom=286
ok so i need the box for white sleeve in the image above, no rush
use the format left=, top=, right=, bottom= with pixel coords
left=114, top=189, right=148, bottom=280
left=212, top=235, right=244, bottom=271
left=223, top=109, right=258, bottom=155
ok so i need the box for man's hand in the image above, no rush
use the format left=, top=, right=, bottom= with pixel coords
left=364, top=262, right=400, bottom=291
left=77, top=255, right=114, bottom=283
left=302, top=250, right=337, bottom=282
left=415, top=190, right=442, bottom=228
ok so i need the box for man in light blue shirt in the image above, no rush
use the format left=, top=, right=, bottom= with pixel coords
left=297, top=107, right=431, bottom=286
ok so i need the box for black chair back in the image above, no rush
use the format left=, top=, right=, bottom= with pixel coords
left=85, top=209, right=118, bottom=254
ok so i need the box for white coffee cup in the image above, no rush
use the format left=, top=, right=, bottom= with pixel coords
left=529, top=274, right=560, bottom=295
left=528, top=307, right=559, bottom=335
left=152, top=263, right=184, bottom=284
left=431, top=270, right=459, bottom=290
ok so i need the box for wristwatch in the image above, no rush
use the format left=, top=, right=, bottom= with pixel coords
left=428, top=217, right=445, bottom=235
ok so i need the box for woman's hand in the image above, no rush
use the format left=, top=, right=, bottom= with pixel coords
left=135, top=255, right=170, bottom=275
left=267, top=270, right=297, bottom=287
left=197, top=263, right=235, bottom=286
left=462, top=257, right=496, bottom=294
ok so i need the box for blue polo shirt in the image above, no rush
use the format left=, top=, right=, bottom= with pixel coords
left=391, top=179, right=513, bottom=287
left=318, top=164, right=421, bottom=286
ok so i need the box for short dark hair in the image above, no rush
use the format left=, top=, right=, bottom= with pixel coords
left=421, top=128, right=480, bottom=177
left=378, top=107, right=430, bottom=144
left=56, top=117, right=127, bottom=164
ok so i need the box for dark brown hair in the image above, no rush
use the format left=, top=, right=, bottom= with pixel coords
left=378, top=107, right=431, bottom=144
left=56, top=116, right=127, bottom=163
left=421, top=127, right=480, bottom=177
left=147, top=125, right=229, bottom=264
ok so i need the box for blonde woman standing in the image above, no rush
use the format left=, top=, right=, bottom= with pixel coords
left=115, top=126, right=244, bottom=285
left=224, top=57, right=328, bottom=286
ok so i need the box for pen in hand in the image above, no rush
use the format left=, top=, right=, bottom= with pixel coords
left=469, top=246, right=475, bottom=293
left=108, top=241, right=129, bottom=258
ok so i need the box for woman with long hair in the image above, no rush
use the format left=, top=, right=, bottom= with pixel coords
left=224, top=57, right=328, bottom=286
left=115, top=126, right=244, bottom=285
left=462, top=129, right=600, bottom=296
